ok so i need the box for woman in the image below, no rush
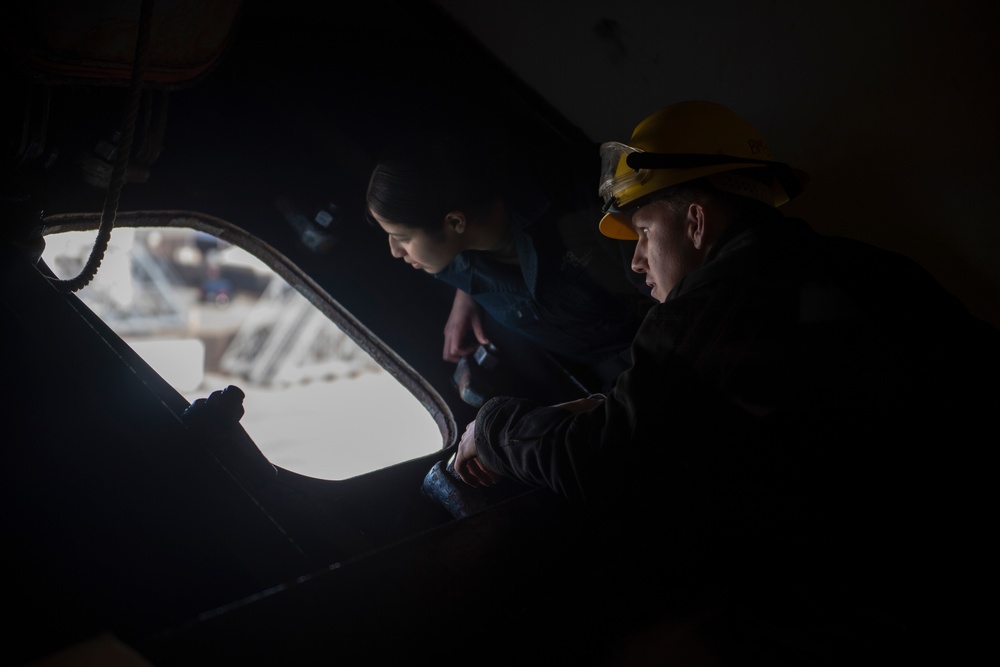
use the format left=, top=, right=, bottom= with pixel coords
left=365, top=128, right=652, bottom=392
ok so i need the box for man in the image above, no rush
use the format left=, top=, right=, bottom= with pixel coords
left=452, top=101, right=998, bottom=662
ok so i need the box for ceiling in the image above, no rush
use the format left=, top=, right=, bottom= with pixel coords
left=3, top=0, right=998, bottom=329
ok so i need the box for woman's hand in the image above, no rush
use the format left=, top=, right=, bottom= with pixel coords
left=443, top=289, right=489, bottom=362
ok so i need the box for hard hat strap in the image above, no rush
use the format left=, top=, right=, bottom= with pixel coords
left=626, top=152, right=803, bottom=201
left=627, top=151, right=770, bottom=170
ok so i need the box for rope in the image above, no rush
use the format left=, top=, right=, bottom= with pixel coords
left=52, top=0, right=156, bottom=293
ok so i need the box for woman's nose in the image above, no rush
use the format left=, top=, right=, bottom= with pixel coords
left=388, top=237, right=403, bottom=258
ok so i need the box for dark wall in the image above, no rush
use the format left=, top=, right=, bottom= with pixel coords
left=434, top=0, right=1000, bottom=330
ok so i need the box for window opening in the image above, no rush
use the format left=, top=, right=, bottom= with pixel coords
left=41, top=224, right=444, bottom=479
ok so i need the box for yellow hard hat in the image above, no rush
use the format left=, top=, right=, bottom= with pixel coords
left=598, top=101, right=808, bottom=240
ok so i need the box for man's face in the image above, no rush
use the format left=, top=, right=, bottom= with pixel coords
left=371, top=211, right=462, bottom=275
left=629, top=199, right=704, bottom=302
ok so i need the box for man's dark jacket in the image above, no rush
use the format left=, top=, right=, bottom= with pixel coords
left=473, top=209, right=998, bottom=653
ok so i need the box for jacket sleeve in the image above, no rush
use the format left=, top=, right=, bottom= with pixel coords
left=473, top=395, right=617, bottom=505
left=471, top=296, right=750, bottom=507
left=472, top=303, right=692, bottom=505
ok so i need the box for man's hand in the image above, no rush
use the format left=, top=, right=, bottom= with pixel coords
left=443, top=290, right=489, bottom=362
left=454, top=420, right=500, bottom=487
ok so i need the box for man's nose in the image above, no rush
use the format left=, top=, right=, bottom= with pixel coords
left=631, top=244, right=647, bottom=274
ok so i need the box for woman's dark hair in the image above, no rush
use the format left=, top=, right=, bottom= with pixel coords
left=365, top=127, right=513, bottom=235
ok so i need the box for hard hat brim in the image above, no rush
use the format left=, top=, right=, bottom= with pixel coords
left=599, top=212, right=639, bottom=240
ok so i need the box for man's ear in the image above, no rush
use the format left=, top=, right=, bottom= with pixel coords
left=445, top=211, right=466, bottom=234
left=686, top=202, right=707, bottom=249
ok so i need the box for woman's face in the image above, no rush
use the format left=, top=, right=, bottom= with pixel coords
left=371, top=211, right=463, bottom=275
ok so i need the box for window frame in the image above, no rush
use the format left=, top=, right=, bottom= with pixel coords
left=40, top=209, right=457, bottom=456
